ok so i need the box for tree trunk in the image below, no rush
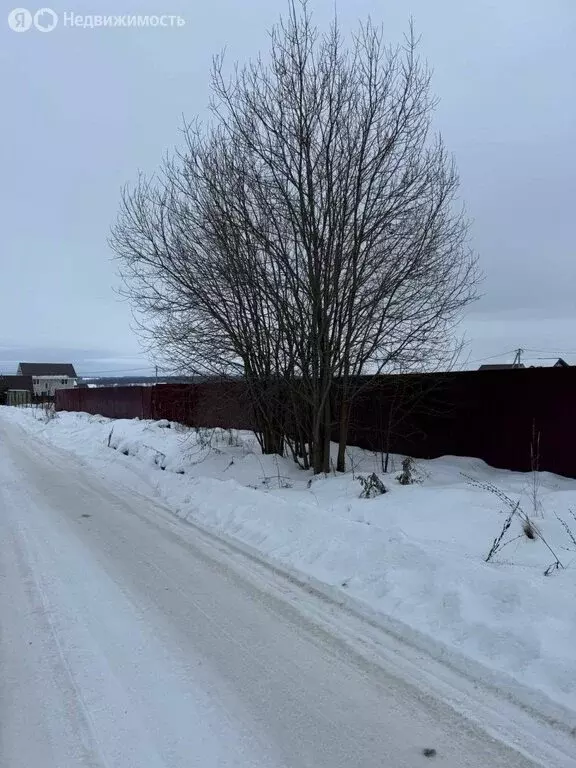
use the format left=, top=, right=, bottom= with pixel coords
left=312, top=420, right=323, bottom=474
left=262, top=426, right=284, bottom=456
left=322, top=397, right=331, bottom=474
left=312, top=399, right=329, bottom=474
left=383, top=449, right=391, bottom=474
left=336, top=397, right=350, bottom=473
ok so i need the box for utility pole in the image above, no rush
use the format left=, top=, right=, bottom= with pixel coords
left=155, top=365, right=158, bottom=386
left=513, top=348, right=524, bottom=368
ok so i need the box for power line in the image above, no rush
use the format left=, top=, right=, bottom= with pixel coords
left=467, top=347, right=576, bottom=368
left=77, top=366, right=165, bottom=377
left=524, top=348, right=576, bottom=356
left=67, top=344, right=576, bottom=378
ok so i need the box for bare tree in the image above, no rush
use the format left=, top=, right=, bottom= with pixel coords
left=110, top=152, right=290, bottom=455
left=111, top=1, right=479, bottom=473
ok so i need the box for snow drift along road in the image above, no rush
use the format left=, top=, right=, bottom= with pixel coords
left=0, top=413, right=551, bottom=767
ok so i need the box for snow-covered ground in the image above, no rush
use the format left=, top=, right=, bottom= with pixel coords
left=4, top=405, right=576, bottom=738
left=4, top=409, right=556, bottom=768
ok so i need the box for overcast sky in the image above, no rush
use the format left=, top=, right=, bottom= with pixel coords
left=1, top=0, right=574, bottom=375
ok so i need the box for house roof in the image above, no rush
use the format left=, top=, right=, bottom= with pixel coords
left=527, top=357, right=571, bottom=368
left=18, top=362, right=77, bottom=377
left=478, top=363, right=526, bottom=370
left=0, top=375, right=34, bottom=393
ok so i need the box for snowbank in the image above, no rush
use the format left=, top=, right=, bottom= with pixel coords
left=4, top=406, right=576, bottom=723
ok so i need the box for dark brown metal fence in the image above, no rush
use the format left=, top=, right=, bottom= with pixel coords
left=56, top=386, right=151, bottom=420
left=55, top=367, right=576, bottom=477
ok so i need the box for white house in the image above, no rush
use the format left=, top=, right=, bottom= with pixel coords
left=17, top=362, right=78, bottom=397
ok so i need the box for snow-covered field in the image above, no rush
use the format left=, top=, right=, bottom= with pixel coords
left=4, top=405, right=576, bottom=731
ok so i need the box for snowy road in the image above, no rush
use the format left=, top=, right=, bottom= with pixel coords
left=0, top=418, right=546, bottom=767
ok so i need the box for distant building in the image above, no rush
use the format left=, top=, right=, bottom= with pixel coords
left=17, top=362, right=77, bottom=397
left=528, top=358, right=570, bottom=369
left=0, top=375, right=34, bottom=405
left=479, top=358, right=570, bottom=371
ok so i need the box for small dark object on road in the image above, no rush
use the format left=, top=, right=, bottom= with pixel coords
left=422, top=748, right=437, bottom=758
left=81, top=514, right=91, bottom=518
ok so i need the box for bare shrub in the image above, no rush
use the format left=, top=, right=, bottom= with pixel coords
left=396, top=456, right=417, bottom=485
left=528, top=419, right=544, bottom=518
left=485, top=504, right=517, bottom=563
left=358, top=473, right=388, bottom=499
left=463, top=474, right=564, bottom=574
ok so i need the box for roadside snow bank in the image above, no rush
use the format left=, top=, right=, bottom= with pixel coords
left=4, top=406, right=576, bottom=723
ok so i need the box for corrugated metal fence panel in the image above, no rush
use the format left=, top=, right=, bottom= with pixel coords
left=345, top=368, right=576, bottom=477
left=148, top=382, right=257, bottom=429
left=56, top=386, right=146, bottom=419
left=55, top=388, right=80, bottom=412
left=54, top=368, right=576, bottom=477
left=141, top=386, right=153, bottom=420
left=151, top=384, right=196, bottom=425
left=191, top=381, right=256, bottom=430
